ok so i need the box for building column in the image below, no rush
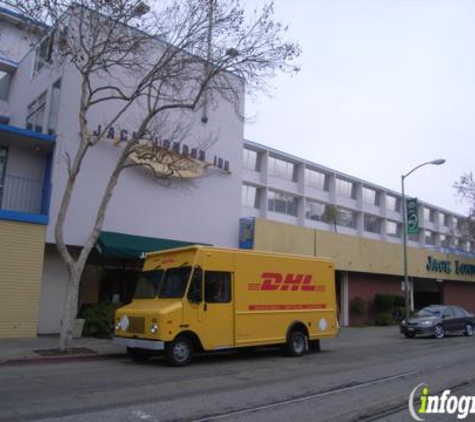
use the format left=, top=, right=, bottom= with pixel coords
left=340, top=271, right=349, bottom=326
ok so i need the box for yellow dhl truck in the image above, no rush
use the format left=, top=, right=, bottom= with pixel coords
left=114, top=245, right=338, bottom=366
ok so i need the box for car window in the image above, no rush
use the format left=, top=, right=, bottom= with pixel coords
left=453, top=307, right=467, bottom=317
left=443, top=307, right=454, bottom=318
left=416, top=307, right=443, bottom=317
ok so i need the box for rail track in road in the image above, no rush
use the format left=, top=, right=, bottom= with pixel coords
left=189, top=363, right=475, bottom=422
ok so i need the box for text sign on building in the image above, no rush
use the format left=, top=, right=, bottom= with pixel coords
left=426, top=256, right=475, bottom=276
left=406, top=198, right=419, bottom=235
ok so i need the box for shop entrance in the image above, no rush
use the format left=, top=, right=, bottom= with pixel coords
left=413, top=278, right=443, bottom=310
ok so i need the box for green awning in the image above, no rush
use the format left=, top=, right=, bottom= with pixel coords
left=96, top=231, right=202, bottom=259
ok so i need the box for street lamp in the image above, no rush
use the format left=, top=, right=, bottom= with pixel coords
left=402, top=159, right=445, bottom=320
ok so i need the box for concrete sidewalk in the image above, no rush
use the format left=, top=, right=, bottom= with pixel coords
left=0, top=335, right=126, bottom=365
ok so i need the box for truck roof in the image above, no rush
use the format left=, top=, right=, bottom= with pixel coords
left=144, top=245, right=333, bottom=263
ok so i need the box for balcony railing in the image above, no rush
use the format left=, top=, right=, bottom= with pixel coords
left=0, top=175, right=43, bottom=214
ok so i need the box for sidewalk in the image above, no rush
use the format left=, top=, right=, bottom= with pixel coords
left=0, top=335, right=126, bottom=366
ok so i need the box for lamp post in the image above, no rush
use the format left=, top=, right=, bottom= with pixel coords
left=402, top=159, right=445, bottom=320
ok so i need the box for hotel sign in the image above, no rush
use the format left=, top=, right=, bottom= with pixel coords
left=426, top=256, right=475, bottom=276
left=91, top=125, right=231, bottom=176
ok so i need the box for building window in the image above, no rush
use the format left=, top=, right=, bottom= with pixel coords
left=268, top=190, right=297, bottom=216
left=337, top=208, right=357, bottom=228
left=425, top=230, right=436, bottom=245
left=424, top=207, right=436, bottom=223
left=268, top=156, right=297, bottom=182
left=386, top=194, right=400, bottom=212
left=243, top=148, right=259, bottom=171
left=305, top=168, right=329, bottom=191
left=439, top=213, right=448, bottom=227
left=363, top=187, right=380, bottom=207
left=364, top=214, right=381, bottom=234
left=34, top=34, right=54, bottom=74
left=26, top=92, right=47, bottom=133
left=440, top=234, right=451, bottom=248
left=48, top=79, right=61, bottom=135
left=242, top=184, right=259, bottom=208
left=386, top=221, right=401, bottom=238
left=205, top=271, right=232, bottom=303
left=0, top=70, right=12, bottom=102
left=305, top=200, right=328, bottom=221
left=336, top=178, right=356, bottom=199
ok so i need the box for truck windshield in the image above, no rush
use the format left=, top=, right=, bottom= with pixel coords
left=158, top=266, right=192, bottom=299
left=134, top=270, right=164, bottom=299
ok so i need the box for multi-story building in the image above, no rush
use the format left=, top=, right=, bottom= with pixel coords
left=240, top=140, right=475, bottom=324
left=0, top=5, right=474, bottom=338
left=0, top=7, right=55, bottom=337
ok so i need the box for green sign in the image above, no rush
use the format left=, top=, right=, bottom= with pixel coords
left=406, top=198, right=419, bottom=235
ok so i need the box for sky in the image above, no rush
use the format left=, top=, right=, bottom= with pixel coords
left=244, top=0, right=475, bottom=215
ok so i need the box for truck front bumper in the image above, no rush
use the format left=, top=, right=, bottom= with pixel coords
left=114, top=337, right=165, bottom=350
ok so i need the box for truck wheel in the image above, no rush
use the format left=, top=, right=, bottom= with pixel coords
left=165, top=335, right=193, bottom=367
left=284, top=330, right=307, bottom=357
left=127, top=347, right=151, bottom=362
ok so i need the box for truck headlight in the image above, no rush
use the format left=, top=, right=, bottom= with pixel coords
left=150, top=322, right=158, bottom=334
left=115, top=320, right=121, bottom=331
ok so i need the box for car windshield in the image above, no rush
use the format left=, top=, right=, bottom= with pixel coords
left=158, top=266, right=192, bottom=299
left=415, top=307, right=443, bottom=317
left=134, top=270, right=164, bottom=299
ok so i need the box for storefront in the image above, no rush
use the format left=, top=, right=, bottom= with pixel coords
left=242, top=218, right=475, bottom=325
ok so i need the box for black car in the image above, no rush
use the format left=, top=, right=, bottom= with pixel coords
left=400, top=305, right=475, bottom=339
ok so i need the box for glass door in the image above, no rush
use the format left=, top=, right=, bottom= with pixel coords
left=0, top=147, right=7, bottom=209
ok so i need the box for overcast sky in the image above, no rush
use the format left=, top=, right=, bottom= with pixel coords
left=244, top=0, right=475, bottom=215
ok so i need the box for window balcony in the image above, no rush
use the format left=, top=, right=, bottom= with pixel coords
left=0, top=123, right=55, bottom=225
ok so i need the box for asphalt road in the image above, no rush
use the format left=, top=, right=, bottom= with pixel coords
left=1, top=327, right=474, bottom=422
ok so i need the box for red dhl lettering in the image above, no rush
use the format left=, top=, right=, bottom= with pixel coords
left=162, top=257, right=175, bottom=265
left=246, top=272, right=326, bottom=292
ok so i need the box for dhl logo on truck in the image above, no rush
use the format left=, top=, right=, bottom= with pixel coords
left=247, top=272, right=326, bottom=292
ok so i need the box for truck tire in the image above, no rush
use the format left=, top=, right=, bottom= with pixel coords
left=165, top=335, right=193, bottom=367
left=284, top=330, right=307, bottom=357
left=127, top=347, right=151, bottom=362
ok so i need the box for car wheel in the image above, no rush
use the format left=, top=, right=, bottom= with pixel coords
left=284, top=330, right=307, bottom=357
left=165, top=335, right=193, bottom=367
left=127, top=347, right=151, bottom=362
left=464, top=323, right=474, bottom=337
left=434, top=325, right=445, bottom=339
left=404, top=332, right=416, bottom=339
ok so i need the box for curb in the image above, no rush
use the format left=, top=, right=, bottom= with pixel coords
left=0, top=352, right=126, bottom=367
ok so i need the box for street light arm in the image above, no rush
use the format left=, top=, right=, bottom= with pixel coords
left=402, top=159, right=446, bottom=180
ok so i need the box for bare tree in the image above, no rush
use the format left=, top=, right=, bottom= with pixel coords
left=454, top=172, right=475, bottom=240
left=1, top=0, right=300, bottom=351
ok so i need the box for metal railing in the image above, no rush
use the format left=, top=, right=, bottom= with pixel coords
left=0, top=175, right=43, bottom=214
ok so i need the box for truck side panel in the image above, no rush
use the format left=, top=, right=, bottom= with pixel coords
left=234, top=253, right=337, bottom=347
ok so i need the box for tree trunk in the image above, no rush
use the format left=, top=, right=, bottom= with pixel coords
left=58, top=264, right=82, bottom=352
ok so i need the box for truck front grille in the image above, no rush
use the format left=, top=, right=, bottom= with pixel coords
left=128, top=316, right=145, bottom=334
